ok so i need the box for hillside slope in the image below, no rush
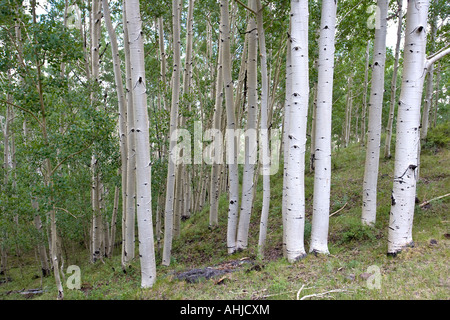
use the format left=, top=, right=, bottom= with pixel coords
left=1, top=126, right=449, bottom=300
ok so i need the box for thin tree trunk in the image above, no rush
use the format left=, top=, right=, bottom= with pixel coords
left=209, top=42, right=224, bottom=228
left=162, top=0, right=182, bottom=266
left=361, top=0, right=388, bottom=226
left=281, top=23, right=292, bottom=259
left=309, top=82, right=317, bottom=172
left=309, top=0, right=337, bottom=255
left=109, top=185, right=119, bottom=256
left=285, top=0, right=309, bottom=263
left=256, top=0, right=271, bottom=258
left=236, top=0, right=258, bottom=252
left=344, top=75, right=353, bottom=147
left=432, top=61, right=440, bottom=128
left=90, top=0, right=103, bottom=263
left=420, top=15, right=437, bottom=142
left=123, top=1, right=136, bottom=267
left=102, top=0, right=128, bottom=259
left=125, top=0, right=157, bottom=287
left=384, top=0, right=403, bottom=159
left=220, top=0, right=240, bottom=254
left=360, top=40, right=371, bottom=146
left=31, top=199, right=51, bottom=277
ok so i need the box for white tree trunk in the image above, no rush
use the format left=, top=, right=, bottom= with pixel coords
left=220, top=0, right=240, bottom=254
left=360, top=40, right=371, bottom=146
left=125, top=0, right=157, bottom=287
left=282, top=28, right=292, bottom=258
left=310, top=0, right=337, bottom=255
left=122, top=1, right=136, bottom=266
left=420, top=14, right=437, bottom=142
left=255, top=0, right=270, bottom=258
left=236, top=0, right=258, bottom=252
left=162, top=0, right=182, bottom=265
left=285, top=0, right=309, bottom=263
left=102, top=0, right=127, bottom=259
left=388, top=0, right=450, bottom=254
left=361, top=0, right=388, bottom=226
left=384, top=0, right=403, bottom=159
left=388, top=0, right=428, bottom=255
left=90, top=0, right=103, bottom=263
left=209, top=41, right=223, bottom=228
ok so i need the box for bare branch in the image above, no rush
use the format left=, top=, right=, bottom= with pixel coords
left=330, top=202, right=348, bottom=217
left=232, top=0, right=257, bottom=15
left=419, top=193, right=450, bottom=208
left=50, top=142, right=94, bottom=176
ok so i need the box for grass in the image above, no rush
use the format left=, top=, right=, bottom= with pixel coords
left=1, top=130, right=449, bottom=300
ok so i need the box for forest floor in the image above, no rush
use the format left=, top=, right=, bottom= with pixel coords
left=1, top=127, right=449, bottom=300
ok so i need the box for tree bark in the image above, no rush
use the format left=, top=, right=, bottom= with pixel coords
left=209, top=41, right=224, bottom=228
left=122, top=0, right=136, bottom=266
left=384, top=0, right=403, bottom=159
left=220, top=0, right=240, bottom=254
left=388, top=0, right=429, bottom=255
left=162, top=0, right=182, bottom=266
left=360, top=40, right=371, bottom=146
left=125, top=0, right=157, bottom=287
left=285, top=0, right=309, bottom=263
left=236, top=0, right=258, bottom=252
left=310, top=0, right=337, bottom=255
left=361, top=0, right=388, bottom=226
left=102, top=0, right=128, bottom=259
left=256, top=0, right=271, bottom=258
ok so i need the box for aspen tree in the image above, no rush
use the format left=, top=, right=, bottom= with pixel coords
left=90, top=0, right=103, bottom=263
left=360, top=40, right=370, bottom=146
left=420, top=13, right=437, bottom=143
left=309, top=0, right=337, bottom=255
left=388, top=0, right=450, bottom=255
left=102, top=0, right=127, bottom=259
left=384, top=0, right=403, bottom=159
left=125, top=0, right=157, bottom=287
left=220, top=0, right=240, bottom=254
left=163, top=0, right=182, bottom=266
left=285, top=0, right=309, bottom=263
left=209, top=42, right=223, bottom=228
left=255, top=0, right=271, bottom=258
left=361, top=0, right=388, bottom=226
left=122, top=0, right=136, bottom=267
left=282, top=28, right=292, bottom=258
left=236, top=0, right=258, bottom=252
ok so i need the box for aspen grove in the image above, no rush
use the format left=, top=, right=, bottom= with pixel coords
left=0, top=0, right=449, bottom=300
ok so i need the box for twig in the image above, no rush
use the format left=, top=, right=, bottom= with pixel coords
left=419, top=193, right=450, bottom=208
left=232, top=0, right=257, bottom=15
left=330, top=202, right=348, bottom=217
left=299, top=289, right=349, bottom=300
left=50, top=142, right=93, bottom=176
left=55, top=207, right=80, bottom=219
left=296, top=284, right=306, bottom=300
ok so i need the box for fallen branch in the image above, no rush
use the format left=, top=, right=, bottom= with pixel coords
left=299, top=289, right=349, bottom=300
left=419, top=193, right=450, bottom=208
left=330, top=202, right=348, bottom=217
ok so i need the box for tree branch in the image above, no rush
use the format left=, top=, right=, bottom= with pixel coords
left=232, top=0, right=257, bottom=15
left=425, top=45, right=450, bottom=70
left=55, top=207, right=80, bottom=219
left=0, top=98, right=43, bottom=129
left=419, top=193, right=450, bottom=208
left=50, top=141, right=94, bottom=176
left=330, top=202, right=348, bottom=217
